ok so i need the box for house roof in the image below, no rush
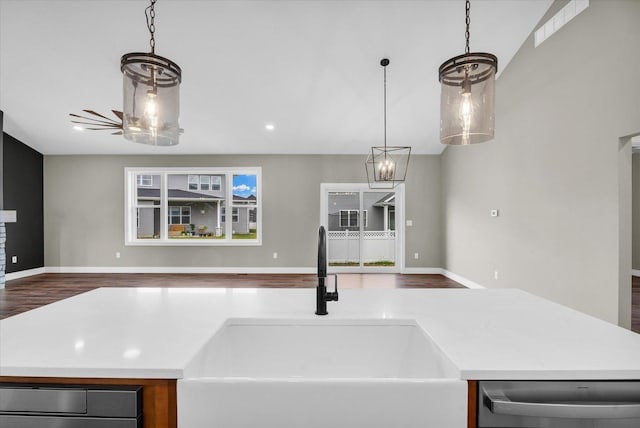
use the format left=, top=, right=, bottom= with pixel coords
left=373, top=193, right=395, bottom=207
left=137, top=188, right=224, bottom=201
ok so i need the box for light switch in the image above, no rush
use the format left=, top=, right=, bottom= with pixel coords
left=490, top=209, right=499, bottom=217
left=406, top=220, right=413, bottom=227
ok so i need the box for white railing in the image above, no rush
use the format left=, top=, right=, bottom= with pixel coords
left=327, top=230, right=395, bottom=264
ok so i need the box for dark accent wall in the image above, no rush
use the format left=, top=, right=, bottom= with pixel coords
left=3, top=131, right=44, bottom=273
left=0, top=111, right=4, bottom=210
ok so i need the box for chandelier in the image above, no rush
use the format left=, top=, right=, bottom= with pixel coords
left=121, top=0, right=182, bottom=146
left=365, top=58, right=411, bottom=189
left=439, top=0, right=497, bottom=146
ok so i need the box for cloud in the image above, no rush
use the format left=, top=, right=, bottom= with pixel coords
left=233, top=184, right=251, bottom=192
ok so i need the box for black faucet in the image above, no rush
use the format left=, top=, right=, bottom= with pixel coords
left=316, top=225, right=338, bottom=315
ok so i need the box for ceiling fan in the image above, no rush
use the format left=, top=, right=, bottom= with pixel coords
left=69, top=109, right=123, bottom=135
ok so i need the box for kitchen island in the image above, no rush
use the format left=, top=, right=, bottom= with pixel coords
left=1, top=287, right=640, bottom=427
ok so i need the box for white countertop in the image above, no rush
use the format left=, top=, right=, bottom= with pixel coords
left=1, top=287, right=639, bottom=380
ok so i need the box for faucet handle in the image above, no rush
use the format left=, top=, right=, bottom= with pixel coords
left=326, top=274, right=339, bottom=301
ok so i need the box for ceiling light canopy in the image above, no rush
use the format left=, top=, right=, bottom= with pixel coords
left=365, top=58, right=411, bottom=189
left=439, top=0, right=497, bottom=146
left=121, top=0, right=182, bottom=146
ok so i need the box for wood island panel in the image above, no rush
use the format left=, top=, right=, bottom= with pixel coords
left=468, top=380, right=478, bottom=428
left=0, top=376, right=177, bottom=428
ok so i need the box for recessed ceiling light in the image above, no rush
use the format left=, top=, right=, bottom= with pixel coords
left=265, top=123, right=275, bottom=131
left=73, top=125, right=84, bottom=131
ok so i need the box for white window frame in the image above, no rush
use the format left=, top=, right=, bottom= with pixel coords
left=339, top=209, right=361, bottom=228
left=188, top=175, right=199, bottom=190
left=200, top=175, right=211, bottom=191
left=136, top=174, right=153, bottom=187
left=320, top=183, right=405, bottom=273
left=168, top=206, right=191, bottom=225
left=221, top=207, right=239, bottom=223
left=211, top=175, right=222, bottom=191
left=125, top=167, right=262, bottom=246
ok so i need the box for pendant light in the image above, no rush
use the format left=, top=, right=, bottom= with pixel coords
left=439, top=0, right=497, bottom=146
left=365, top=59, right=411, bottom=189
left=121, top=0, right=182, bottom=146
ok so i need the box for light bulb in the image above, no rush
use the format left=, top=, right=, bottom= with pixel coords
left=459, top=76, right=473, bottom=145
left=378, top=158, right=395, bottom=181
left=144, top=90, right=158, bottom=130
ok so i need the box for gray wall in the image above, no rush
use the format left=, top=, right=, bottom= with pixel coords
left=44, top=154, right=442, bottom=269
left=442, top=0, right=639, bottom=326
left=634, top=154, right=640, bottom=272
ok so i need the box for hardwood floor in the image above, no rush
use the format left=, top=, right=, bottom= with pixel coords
left=0, top=273, right=465, bottom=320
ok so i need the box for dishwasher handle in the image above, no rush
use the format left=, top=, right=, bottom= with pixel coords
left=484, top=387, right=640, bottom=420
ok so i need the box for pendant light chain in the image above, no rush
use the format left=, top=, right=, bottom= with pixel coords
left=465, top=0, right=470, bottom=54
left=383, top=64, right=387, bottom=152
left=146, top=0, right=157, bottom=54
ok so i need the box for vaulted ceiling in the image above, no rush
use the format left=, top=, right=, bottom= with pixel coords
left=0, top=0, right=552, bottom=155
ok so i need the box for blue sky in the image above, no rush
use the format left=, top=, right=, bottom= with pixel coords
left=232, top=174, right=257, bottom=198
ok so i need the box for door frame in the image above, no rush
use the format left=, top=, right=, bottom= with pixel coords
left=320, top=183, right=405, bottom=273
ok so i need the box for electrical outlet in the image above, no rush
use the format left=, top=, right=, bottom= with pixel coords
left=273, top=252, right=278, bottom=259
left=406, top=220, right=413, bottom=227
left=414, top=253, right=419, bottom=260
left=11, top=256, right=18, bottom=264
left=494, top=270, right=499, bottom=280
left=115, top=252, right=121, bottom=259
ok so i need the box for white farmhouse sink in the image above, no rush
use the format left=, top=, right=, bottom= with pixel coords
left=178, top=318, right=467, bottom=428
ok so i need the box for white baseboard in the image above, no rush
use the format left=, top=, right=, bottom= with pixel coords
left=632, top=269, right=640, bottom=277
left=5, top=267, right=46, bottom=282
left=441, top=269, right=486, bottom=289
left=45, top=266, right=316, bottom=274
left=401, top=268, right=445, bottom=274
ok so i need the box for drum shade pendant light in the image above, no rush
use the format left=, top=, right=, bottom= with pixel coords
left=365, top=59, right=411, bottom=189
left=121, top=0, right=182, bottom=146
left=439, top=0, right=497, bottom=146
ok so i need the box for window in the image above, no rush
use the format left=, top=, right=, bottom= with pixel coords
left=168, top=206, right=191, bottom=224
left=221, top=207, right=239, bottom=223
left=187, top=175, right=221, bottom=192
left=200, top=175, right=211, bottom=191
left=338, top=210, right=367, bottom=228
left=126, top=167, right=261, bottom=246
left=136, top=175, right=153, bottom=187
left=188, top=175, right=198, bottom=190
left=211, top=176, right=221, bottom=191
left=339, top=210, right=359, bottom=228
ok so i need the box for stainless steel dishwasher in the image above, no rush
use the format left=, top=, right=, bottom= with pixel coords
left=478, top=380, right=640, bottom=427
left=0, top=383, right=142, bottom=428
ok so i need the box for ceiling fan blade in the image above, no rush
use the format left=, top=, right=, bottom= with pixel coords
left=84, top=127, right=122, bottom=131
left=70, top=116, right=121, bottom=126
left=82, top=109, right=116, bottom=121
left=71, top=120, right=121, bottom=128
left=111, top=131, right=123, bottom=135
left=111, top=110, right=123, bottom=120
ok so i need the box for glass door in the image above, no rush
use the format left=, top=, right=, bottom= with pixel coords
left=321, top=184, right=403, bottom=272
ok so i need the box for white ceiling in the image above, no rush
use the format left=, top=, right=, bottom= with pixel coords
left=0, top=0, right=552, bottom=155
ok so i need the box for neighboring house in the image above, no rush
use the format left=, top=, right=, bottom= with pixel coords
left=136, top=174, right=255, bottom=237
left=327, top=192, right=395, bottom=232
